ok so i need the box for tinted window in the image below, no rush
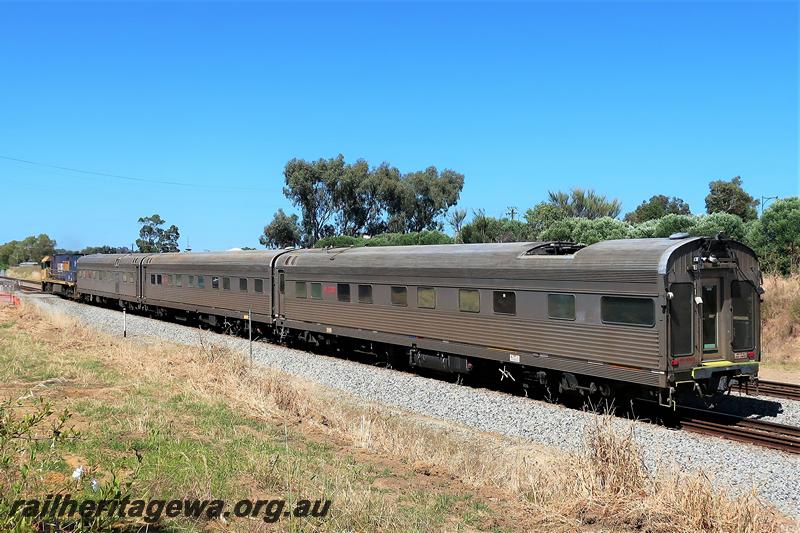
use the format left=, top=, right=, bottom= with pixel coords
left=337, top=283, right=350, bottom=302
left=254, top=279, right=263, bottom=293
left=176, top=274, right=182, bottom=287
left=188, top=275, right=195, bottom=288
left=601, top=297, right=654, bottom=327
left=459, top=289, right=480, bottom=313
left=358, top=285, right=373, bottom=304
left=391, top=286, right=407, bottom=306
left=417, top=287, right=436, bottom=309
left=279, top=273, right=285, bottom=294
left=548, top=294, right=575, bottom=320
left=157, top=274, right=162, bottom=285
left=198, top=275, right=205, bottom=289
left=311, top=282, right=322, bottom=299
left=493, top=291, right=516, bottom=315
left=731, top=281, right=755, bottom=351
left=296, top=281, right=307, bottom=299
left=239, top=278, right=248, bottom=291
left=670, top=283, right=693, bottom=356
left=151, top=274, right=156, bottom=285
left=212, top=276, right=219, bottom=289
left=223, top=277, right=230, bottom=290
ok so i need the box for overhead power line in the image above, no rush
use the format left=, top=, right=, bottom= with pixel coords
left=0, top=154, right=273, bottom=192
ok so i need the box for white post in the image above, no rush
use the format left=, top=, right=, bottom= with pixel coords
left=123, top=308, right=127, bottom=338
left=248, top=308, right=253, bottom=365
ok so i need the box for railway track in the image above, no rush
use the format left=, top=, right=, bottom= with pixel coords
left=679, top=406, right=800, bottom=455
left=749, top=380, right=800, bottom=402
left=0, top=275, right=41, bottom=292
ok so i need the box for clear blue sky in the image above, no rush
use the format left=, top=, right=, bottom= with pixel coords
left=1, top=1, right=797, bottom=251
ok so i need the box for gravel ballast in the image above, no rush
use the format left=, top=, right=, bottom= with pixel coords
left=25, top=294, right=800, bottom=518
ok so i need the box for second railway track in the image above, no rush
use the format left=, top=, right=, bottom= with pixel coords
left=679, top=406, right=800, bottom=455
left=0, top=275, right=42, bottom=293
left=746, top=380, right=800, bottom=402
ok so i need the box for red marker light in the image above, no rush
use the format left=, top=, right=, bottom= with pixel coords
left=747, top=351, right=756, bottom=359
left=671, top=359, right=679, bottom=367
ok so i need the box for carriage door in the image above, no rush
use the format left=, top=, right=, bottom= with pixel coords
left=701, top=278, right=722, bottom=359
left=114, top=258, right=121, bottom=294
left=276, top=269, right=285, bottom=318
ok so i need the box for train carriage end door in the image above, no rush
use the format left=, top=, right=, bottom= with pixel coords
left=701, top=278, right=722, bottom=359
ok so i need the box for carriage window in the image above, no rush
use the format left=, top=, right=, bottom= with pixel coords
left=417, top=287, right=436, bottom=309
left=279, top=273, right=285, bottom=294
left=212, top=276, right=219, bottom=289
left=223, top=277, right=230, bottom=290
left=254, top=279, right=263, bottom=293
left=296, top=281, right=307, bottom=299
left=176, top=274, right=182, bottom=287
left=670, top=284, right=693, bottom=356
left=337, top=283, right=350, bottom=302
left=166, top=274, right=173, bottom=286
left=239, top=278, right=248, bottom=291
left=198, top=275, right=205, bottom=289
left=731, top=281, right=755, bottom=351
left=391, top=286, right=407, bottom=306
left=311, top=282, right=322, bottom=299
left=493, top=291, right=516, bottom=315
left=358, top=284, right=373, bottom=304
left=548, top=294, right=575, bottom=320
left=157, top=274, right=162, bottom=285
left=459, top=289, right=480, bottom=313
left=601, top=297, right=654, bottom=327
left=188, top=275, right=195, bottom=288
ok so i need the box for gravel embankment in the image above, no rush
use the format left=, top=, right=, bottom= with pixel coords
left=25, top=294, right=800, bottom=518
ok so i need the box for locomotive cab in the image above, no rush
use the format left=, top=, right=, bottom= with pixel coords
left=41, top=253, right=82, bottom=297
left=666, top=237, right=761, bottom=398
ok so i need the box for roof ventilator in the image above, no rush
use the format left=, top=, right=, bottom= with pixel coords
left=524, top=242, right=584, bottom=256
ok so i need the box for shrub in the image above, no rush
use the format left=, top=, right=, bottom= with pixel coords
left=653, top=214, right=698, bottom=238
left=314, top=231, right=453, bottom=249
left=689, top=212, right=746, bottom=241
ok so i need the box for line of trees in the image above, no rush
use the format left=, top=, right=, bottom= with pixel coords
left=0, top=214, right=184, bottom=268
left=0, top=235, right=57, bottom=268
left=260, top=163, right=798, bottom=275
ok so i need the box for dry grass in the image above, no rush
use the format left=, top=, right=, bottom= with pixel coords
left=4, top=302, right=796, bottom=532
left=761, top=274, right=800, bottom=368
left=5, top=266, right=42, bottom=281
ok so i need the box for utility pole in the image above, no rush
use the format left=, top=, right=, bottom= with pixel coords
left=506, top=206, right=518, bottom=221
left=760, top=195, right=778, bottom=217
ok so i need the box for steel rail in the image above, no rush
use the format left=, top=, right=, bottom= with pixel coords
left=751, top=380, right=800, bottom=402
left=0, top=275, right=42, bottom=292
left=678, top=406, right=800, bottom=455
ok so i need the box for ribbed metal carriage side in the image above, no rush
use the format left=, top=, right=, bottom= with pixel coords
left=276, top=240, right=679, bottom=387
left=140, top=250, right=284, bottom=323
left=77, top=253, right=142, bottom=302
